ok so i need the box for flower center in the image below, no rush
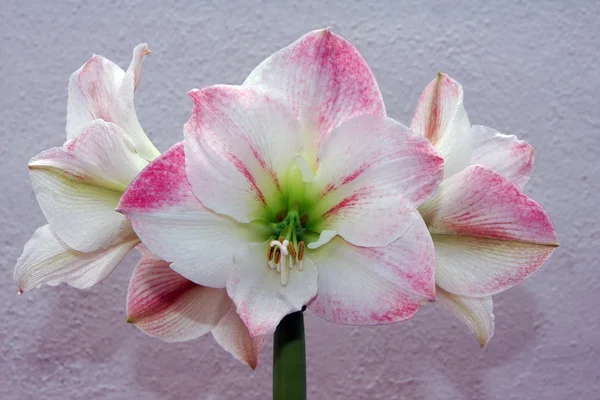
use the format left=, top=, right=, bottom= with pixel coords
left=265, top=211, right=307, bottom=286
left=251, top=159, right=326, bottom=286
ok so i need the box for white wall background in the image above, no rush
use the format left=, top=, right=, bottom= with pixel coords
left=1, top=1, right=598, bottom=399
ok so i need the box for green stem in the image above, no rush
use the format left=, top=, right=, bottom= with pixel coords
left=273, top=310, right=306, bottom=400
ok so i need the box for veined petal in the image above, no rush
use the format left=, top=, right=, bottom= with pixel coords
left=310, top=115, right=443, bottom=247
left=29, top=120, right=146, bottom=252
left=227, top=243, right=318, bottom=337
left=433, top=235, right=556, bottom=297
left=421, top=165, right=558, bottom=296
left=436, top=287, right=495, bottom=348
left=184, top=85, right=303, bottom=223
left=67, top=53, right=124, bottom=138
left=14, top=225, right=137, bottom=292
left=308, top=218, right=436, bottom=325
left=118, top=143, right=253, bottom=288
left=243, top=29, right=385, bottom=165
left=126, top=246, right=231, bottom=342
left=66, top=44, right=159, bottom=161
left=411, top=73, right=472, bottom=179
left=117, top=44, right=161, bottom=161
left=470, top=125, right=534, bottom=188
left=212, top=304, right=264, bottom=369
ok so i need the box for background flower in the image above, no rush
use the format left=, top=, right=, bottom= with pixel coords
left=412, top=73, right=558, bottom=346
left=14, top=44, right=159, bottom=292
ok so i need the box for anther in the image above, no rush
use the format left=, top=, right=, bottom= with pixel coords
left=274, top=248, right=281, bottom=265
left=297, top=241, right=305, bottom=271
left=287, top=242, right=297, bottom=260
left=267, top=243, right=275, bottom=261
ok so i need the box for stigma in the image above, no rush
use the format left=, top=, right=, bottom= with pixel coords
left=267, top=237, right=305, bottom=286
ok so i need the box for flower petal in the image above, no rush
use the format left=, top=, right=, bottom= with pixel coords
left=309, top=115, right=443, bottom=247
left=212, top=304, right=264, bottom=369
left=66, top=44, right=159, bottom=160
left=410, top=73, right=472, bottom=179
left=308, top=218, right=435, bottom=325
left=184, top=85, right=303, bottom=223
left=126, top=246, right=231, bottom=342
left=227, top=243, right=318, bottom=337
left=436, top=287, right=495, bottom=348
left=116, top=44, right=161, bottom=161
left=118, top=142, right=252, bottom=288
left=433, top=234, right=557, bottom=297
left=14, top=225, right=137, bottom=292
left=421, top=165, right=558, bottom=296
left=29, top=120, right=146, bottom=252
left=470, top=125, right=534, bottom=188
left=243, top=29, right=385, bottom=165
left=67, top=53, right=124, bottom=138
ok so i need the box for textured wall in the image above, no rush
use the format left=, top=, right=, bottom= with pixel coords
left=1, top=1, right=598, bottom=399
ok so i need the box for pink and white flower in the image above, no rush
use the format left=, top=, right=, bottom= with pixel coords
left=14, top=44, right=160, bottom=292
left=127, top=245, right=263, bottom=369
left=412, top=73, right=558, bottom=347
left=118, top=29, right=445, bottom=337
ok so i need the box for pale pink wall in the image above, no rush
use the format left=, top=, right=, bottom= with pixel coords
left=1, top=1, right=598, bottom=399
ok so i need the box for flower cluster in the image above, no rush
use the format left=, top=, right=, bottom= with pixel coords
left=14, top=29, right=557, bottom=368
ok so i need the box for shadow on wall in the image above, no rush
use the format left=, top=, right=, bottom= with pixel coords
left=16, top=275, right=541, bottom=400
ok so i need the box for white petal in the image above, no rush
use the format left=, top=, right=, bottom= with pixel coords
left=306, top=230, right=337, bottom=249
left=126, top=246, right=231, bottom=342
left=212, top=304, right=264, bottom=369
left=411, top=73, right=472, bottom=179
left=433, top=234, right=557, bottom=297
left=184, top=85, right=304, bottom=223
left=421, top=165, right=558, bottom=297
left=29, top=120, right=146, bottom=252
left=309, top=115, right=443, bottom=247
left=436, top=287, right=495, bottom=348
left=243, top=29, right=385, bottom=165
left=308, top=218, right=436, bottom=325
left=14, top=225, right=137, bottom=292
left=118, top=143, right=253, bottom=288
left=67, top=54, right=124, bottom=139
left=227, top=243, right=318, bottom=337
left=116, top=43, right=161, bottom=161
left=66, top=44, right=159, bottom=161
left=470, top=125, right=534, bottom=188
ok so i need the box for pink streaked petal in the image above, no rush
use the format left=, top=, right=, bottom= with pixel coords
left=227, top=243, right=318, bottom=337
left=411, top=73, right=472, bottom=179
left=117, top=43, right=160, bottom=161
left=436, top=287, right=495, bottom=348
left=470, top=125, right=534, bottom=188
left=421, top=165, right=558, bottom=244
left=29, top=120, right=146, bottom=252
left=14, top=225, right=137, bottom=292
left=310, top=115, right=443, bottom=247
left=308, top=218, right=436, bottom=325
left=127, top=245, right=231, bottom=342
left=118, top=143, right=252, bottom=288
left=243, top=29, right=385, bottom=165
left=66, top=44, right=159, bottom=161
left=67, top=53, right=125, bottom=139
left=212, top=304, right=264, bottom=369
left=421, top=165, right=558, bottom=296
left=184, top=85, right=303, bottom=223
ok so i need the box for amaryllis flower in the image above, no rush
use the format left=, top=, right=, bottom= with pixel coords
left=118, top=29, right=444, bottom=337
left=412, top=73, right=558, bottom=346
left=127, top=245, right=263, bottom=368
left=14, top=44, right=160, bottom=292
